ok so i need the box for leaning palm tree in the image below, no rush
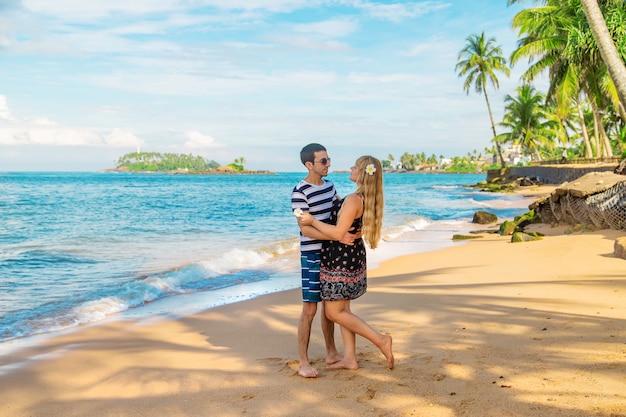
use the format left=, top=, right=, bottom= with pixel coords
left=580, top=0, right=626, bottom=111
left=456, top=32, right=511, bottom=167
left=509, top=0, right=624, bottom=156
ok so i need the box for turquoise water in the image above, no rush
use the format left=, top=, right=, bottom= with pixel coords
left=0, top=171, right=532, bottom=344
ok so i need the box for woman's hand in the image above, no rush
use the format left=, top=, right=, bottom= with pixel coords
left=339, top=227, right=361, bottom=245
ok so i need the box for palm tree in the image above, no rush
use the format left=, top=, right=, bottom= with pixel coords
left=509, top=0, right=624, bottom=157
left=498, top=84, right=554, bottom=160
left=580, top=0, right=626, bottom=111
left=456, top=32, right=511, bottom=167
left=400, top=152, right=416, bottom=170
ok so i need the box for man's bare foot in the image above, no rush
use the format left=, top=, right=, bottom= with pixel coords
left=298, top=364, right=319, bottom=378
left=380, top=335, right=394, bottom=369
left=328, top=358, right=359, bottom=370
left=325, top=352, right=343, bottom=365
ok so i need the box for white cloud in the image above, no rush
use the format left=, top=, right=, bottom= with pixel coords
left=104, top=128, right=143, bottom=147
left=199, top=0, right=314, bottom=13
left=275, top=36, right=351, bottom=51
left=0, top=96, right=143, bottom=148
left=0, top=125, right=101, bottom=146
left=22, top=0, right=183, bottom=19
left=1, top=1, right=539, bottom=171
left=293, top=19, right=358, bottom=38
left=352, top=0, right=451, bottom=22
left=0, top=95, right=16, bottom=122
left=183, top=131, right=224, bottom=149
left=20, top=0, right=313, bottom=20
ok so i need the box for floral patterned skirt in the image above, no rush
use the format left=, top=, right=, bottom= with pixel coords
left=320, top=240, right=367, bottom=301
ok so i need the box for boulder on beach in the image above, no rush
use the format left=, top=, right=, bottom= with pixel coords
left=472, top=211, right=497, bottom=224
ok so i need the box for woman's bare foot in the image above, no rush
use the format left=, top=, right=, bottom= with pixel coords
left=328, top=358, right=359, bottom=370
left=380, top=335, right=394, bottom=369
left=298, top=363, right=319, bottom=378
left=325, top=352, right=343, bottom=365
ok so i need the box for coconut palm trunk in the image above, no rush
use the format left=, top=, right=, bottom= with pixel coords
left=482, top=88, right=506, bottom=168
left=577, top=102, right=594, bottom=157
left=581, top=0, right=626, bottom=111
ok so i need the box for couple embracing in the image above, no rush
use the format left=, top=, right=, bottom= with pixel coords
left=291, top=143, right=394, bottom=378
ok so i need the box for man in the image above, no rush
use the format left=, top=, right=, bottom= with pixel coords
left=291, top=143, right=358, bottom=378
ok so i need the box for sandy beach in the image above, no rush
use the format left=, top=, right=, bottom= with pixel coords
left=1, top=186, right=625, bottom=417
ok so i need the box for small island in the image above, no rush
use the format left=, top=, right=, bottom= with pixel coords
left=104, top=151, right=273, bottom=174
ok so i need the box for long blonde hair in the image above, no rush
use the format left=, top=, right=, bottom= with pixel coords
left=354, top=155, right=383, bottom=249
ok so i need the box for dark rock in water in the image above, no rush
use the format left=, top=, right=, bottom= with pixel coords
left=473, top=211, right=498, bottom=224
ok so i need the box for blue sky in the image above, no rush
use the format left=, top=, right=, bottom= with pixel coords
left=0, top=0, right=537, bottom=172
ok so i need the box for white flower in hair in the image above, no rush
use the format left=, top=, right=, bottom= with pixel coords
left=365, top=164, right=377, bottom=176
left=293, top=208, right=303, bottom=217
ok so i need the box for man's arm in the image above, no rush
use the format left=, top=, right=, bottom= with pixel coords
left=292, top=186, right=358, bottom=244
left=299, top=222, right=360, bottom=244
left=300, top=224, right=336, bottom=240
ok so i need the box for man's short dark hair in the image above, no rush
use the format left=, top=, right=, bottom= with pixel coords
left=300, top=143, right=326, bottom=165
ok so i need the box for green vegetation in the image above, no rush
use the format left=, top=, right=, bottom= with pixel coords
left=227, top=157, right=247, bottom=172
left=382, top=149, right=501, bottom=174
left=116, top=152, right=221, bottom=172
left=503, top=0, right=626, bottom=159
left=386, top=1, right=626, bottom=174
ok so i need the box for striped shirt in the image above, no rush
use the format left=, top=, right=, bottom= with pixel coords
left=292, top=179, right=337, bottom=254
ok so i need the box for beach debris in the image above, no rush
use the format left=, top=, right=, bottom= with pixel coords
left=530, top=171, right=626, bottom=230
left=472, top=210, right=498, bottom=224
left=517, top=176, right=538, bottom=187
left=614, top=237, right=626, bottom=260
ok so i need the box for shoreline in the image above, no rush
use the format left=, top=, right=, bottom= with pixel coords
left=2, top=185, right=626, bottom=416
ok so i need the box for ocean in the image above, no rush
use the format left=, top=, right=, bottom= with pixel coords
left=0, top=171, right=533, bottom=351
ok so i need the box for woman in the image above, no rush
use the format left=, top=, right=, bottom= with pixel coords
left=297, top=155, right=394, bottom=370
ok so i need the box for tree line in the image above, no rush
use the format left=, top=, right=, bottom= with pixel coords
left=383, top=151, right=498, bottom=174
left=116, top=152, right=247, bottom=172
left=455, top=0, right=626, bottom=168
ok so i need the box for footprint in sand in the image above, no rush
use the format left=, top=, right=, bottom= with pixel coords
left=357, top=385, right=377, bottom=403
left=283, top=359, right=303, bottom=376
